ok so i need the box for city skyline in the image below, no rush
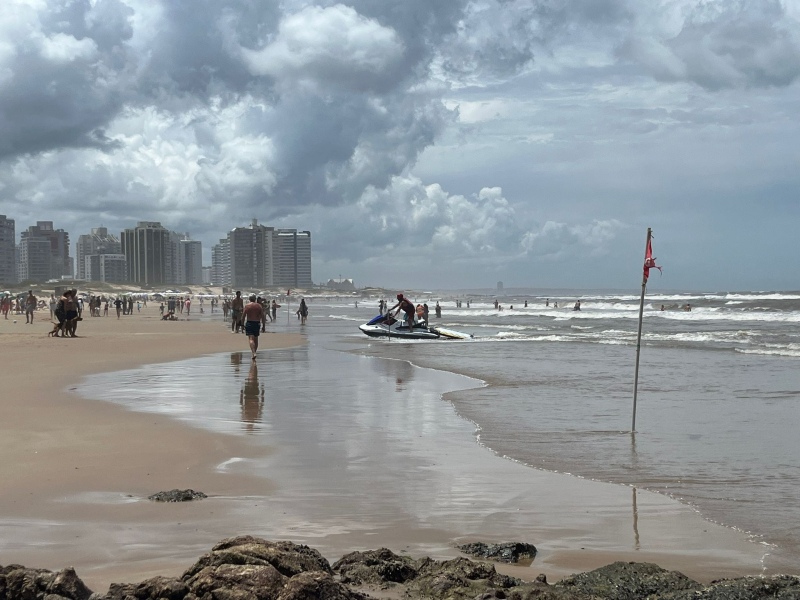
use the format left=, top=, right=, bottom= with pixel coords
left=0, top=2, right=799, bottom=292
left=0, top=214, right=313, bottom=288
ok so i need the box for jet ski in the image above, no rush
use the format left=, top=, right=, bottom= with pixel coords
left=359, top=314, right=441, bottom=339
left=359, top=315, right=472, bottom=340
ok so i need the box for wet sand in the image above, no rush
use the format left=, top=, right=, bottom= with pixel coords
left=0, top=308, right=302, bottom=587
left=0, top=308, right=768, bottom=592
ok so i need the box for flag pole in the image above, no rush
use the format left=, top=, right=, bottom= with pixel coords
left=631, top=227, right=651, bottom=432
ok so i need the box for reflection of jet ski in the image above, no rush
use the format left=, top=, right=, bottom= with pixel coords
left=358, top=315, right=472, bottom=340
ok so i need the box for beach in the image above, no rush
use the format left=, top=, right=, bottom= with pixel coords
left=0, top=299, right=774, bottom=593
left=0, top=307, right=303, bottom=587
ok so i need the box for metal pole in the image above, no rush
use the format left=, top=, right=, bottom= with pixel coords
left=632, top=227, right=651, bottom=432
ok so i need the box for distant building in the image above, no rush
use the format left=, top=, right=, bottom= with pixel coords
left=17, top=221, right=71, bottom=283
left=275, top=229, right=312, bottom=288
left=166, top=232, right=203, bottom=285
left=0, top=215, right=15, bottom=286
left=75, top=227, right=122, bottom=280
left=121, top=221, right=169, bottom=287
left=326, top=278, right=355, bottom=291
left=85, top=253, right=127, bottom=284
left=211, top=237, right=230, bottom=286
left=228, top=220, right=273, bottom=289
left=201, top=266, right=212, bottom=285
left=224, top=219, right=312, bottom=289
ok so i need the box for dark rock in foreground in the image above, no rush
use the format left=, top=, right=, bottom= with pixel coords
left=458, top=541, right=538, bottom=564
left=147, top=489, right=207, bottom=502
left=2, top=537, right=799, bottom=600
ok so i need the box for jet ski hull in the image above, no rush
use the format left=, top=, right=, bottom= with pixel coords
left=359, top=323, right=441, bottom=340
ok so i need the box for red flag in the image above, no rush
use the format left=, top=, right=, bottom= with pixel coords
left=643, top=238, right=662, bottom=282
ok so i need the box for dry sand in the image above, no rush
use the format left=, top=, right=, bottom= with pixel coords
left=0, top=305, right=768, bottom=593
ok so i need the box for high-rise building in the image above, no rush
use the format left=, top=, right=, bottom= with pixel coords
left=178, top=239, right=203, bottom=285
left=228, top=219, right=274, bottom=289
left=274, top=229, right=312, bottom=287
left=121, top=222, right=169, bottom=287
left=218, top=220, right=312, bottom=289
left=162, top=232, right=203, bottom=286
left=211, top=238, right=230, bottom=286
left=0, top=215, right=15, bottom=286
left=85, top=254, right=127, bottom=283
left=17, top=237, right=51, bottom=282
left=75, top=227, right=122, bottom=280
left=17, top=221, right=71, bottom=282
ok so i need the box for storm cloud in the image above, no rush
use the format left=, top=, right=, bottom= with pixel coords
left=1, top=0, right=798, bottom=290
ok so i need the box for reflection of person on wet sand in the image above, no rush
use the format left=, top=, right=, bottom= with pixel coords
left=240, top=360, right=264, bottom=432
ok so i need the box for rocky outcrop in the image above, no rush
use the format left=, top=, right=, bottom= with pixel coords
left=2, top=538, right=800, bottom=600
left=553, top=561, right=700, bottom=599
left=458, top=542, right=537, bottom=564
left=0, top=566, right=92, bottom=600
left=147, top=489, right=207, bottom=502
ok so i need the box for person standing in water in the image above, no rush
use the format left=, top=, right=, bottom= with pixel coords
left=243, top=294, right=265, bottom=360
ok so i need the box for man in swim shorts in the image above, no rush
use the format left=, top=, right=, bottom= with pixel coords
left=242, top=294, right=265, bottom=359
left=231, top=291, right=244, bottom=333
left=25, top=290, right=37, bottom=324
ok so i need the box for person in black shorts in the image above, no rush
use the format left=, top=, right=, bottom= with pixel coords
left=242, top=294, right=265, bottom=360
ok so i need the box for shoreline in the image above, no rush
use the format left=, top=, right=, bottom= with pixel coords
left=0, top=308, right=771, bottom=592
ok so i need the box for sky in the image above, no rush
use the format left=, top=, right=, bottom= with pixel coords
left=0, top=0, right=798, bottom=292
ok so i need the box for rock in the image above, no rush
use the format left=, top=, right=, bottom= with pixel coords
left=554, top=561, right=700, bottom=599
left=183, top=536, right=331, bottom=579
left=5, top=540, right=800, bottom=600
left=275, top=571, right=368, bottom=600
left=104, top=576, right=188, bottom=600
left=48, top=568, right=93, bottom=600
left=147, top=489, right=207, bottom=502
left=661, top=574, right=800, bottom=600
left=407, top=556, right=522, bottom=599
left=332, top=548, right=417, bottom=585
left=458, top=543, right=538, bottom=564
left=0, top=566, right=93, bottom=600
left=184, top=563, right=286, bottom=600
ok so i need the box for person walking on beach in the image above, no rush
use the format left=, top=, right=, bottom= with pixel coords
left=25, top=290, right=37, bottom=324
left=231, top=291, right=244, bottom=333
left=298, top=298, right=308, bottom=324
left=259, top=297, right=269, bottom=332
left=114, top=297, right=122, bottom=318
left=271, top=299, right=280, bottom=322
left=243, top=294, right=265, bottom=360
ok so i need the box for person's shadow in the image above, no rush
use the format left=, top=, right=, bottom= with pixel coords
left=240, top=360, right=265, bottom=433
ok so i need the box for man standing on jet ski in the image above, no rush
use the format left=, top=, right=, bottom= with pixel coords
left=389, top=293, right=416, bottom=329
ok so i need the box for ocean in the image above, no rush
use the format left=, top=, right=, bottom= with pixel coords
left=77, top=288, right=800, bottom=575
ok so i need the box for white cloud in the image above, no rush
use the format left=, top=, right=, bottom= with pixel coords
left=240, top=4, right=405, bottom=89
